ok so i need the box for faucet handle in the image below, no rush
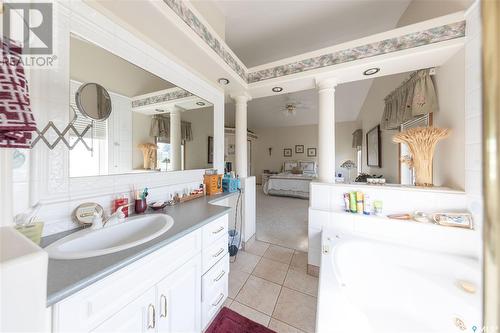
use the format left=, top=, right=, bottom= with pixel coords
left=116, top=203, right=132, bottom=219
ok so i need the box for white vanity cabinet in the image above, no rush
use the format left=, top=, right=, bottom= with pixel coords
left=51, top=213, right=229, bottom=333
left=200, top=214, right=229, bottom=329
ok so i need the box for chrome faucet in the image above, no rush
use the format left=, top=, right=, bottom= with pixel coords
left=103, top=203, right=132, bottom=227
left=90, top=204, right=132, bottom=230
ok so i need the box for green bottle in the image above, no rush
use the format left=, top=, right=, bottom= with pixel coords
left=349, top=192, right=357, bottom=213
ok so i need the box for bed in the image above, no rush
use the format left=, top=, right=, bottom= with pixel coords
left=263, top=161, right=317, bottom=199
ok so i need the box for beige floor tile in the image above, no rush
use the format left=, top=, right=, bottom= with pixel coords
left=268, top=318, right=305, bottom=333
left=283, top=268, right=318, bottom=297
left=263, top=244, right=294, bottom=264
left=222, top=297, right=233, bottom=308
left=229, top=301, right=271, bottom=327
left=272, top=287, right=317, bottom=333
left=229, top=269, right=250, bottom=299
left=230, top=251, right=261, bottom=273
left=252, top=258, right=289, bottom=285
left=244, top=239, right=270, bottom=256
left=235, top=275, right=281, bottom=315
left=290, top=251, right=308, bottom=272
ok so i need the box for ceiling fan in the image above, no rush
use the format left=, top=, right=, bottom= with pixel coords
left=279, top=100, right=309, bottom=116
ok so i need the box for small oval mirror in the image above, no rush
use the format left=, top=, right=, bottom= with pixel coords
left=75, top=83, right=112, bottom=121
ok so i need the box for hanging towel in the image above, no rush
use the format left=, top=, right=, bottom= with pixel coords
left=0, top=38, right=37, bottom=148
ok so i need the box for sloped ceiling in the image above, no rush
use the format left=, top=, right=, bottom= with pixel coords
left=225, top=79, right=373, bottom=128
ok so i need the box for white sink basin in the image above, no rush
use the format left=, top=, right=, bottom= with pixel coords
left=45, top=214, right=174, bottom=259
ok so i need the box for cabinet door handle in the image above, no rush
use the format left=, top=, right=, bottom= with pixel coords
left=160, top=294, right=167, bottom=318
left=212, top=293, right=224, bottom=307
left=212, top=248, right=224, bottom=258
left=147, top=304, right=156, bottom=329
left=212, top=226, right=224, bottom=234
left=213, top=270, right=226, bottom=282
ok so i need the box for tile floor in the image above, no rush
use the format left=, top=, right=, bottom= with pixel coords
left=256, top=186, right=309, bottom=252
left=226, top=239, right=318, bottom=333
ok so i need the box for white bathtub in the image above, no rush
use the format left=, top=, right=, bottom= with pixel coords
left=317, top=233, right=481, bottom=333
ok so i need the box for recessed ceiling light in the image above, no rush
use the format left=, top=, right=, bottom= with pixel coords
left=196, top=101, right=206, bottom=106
left=363, top=68, right=380, bottom=76
left=272, top=87, right=283, bottom=93
left=217, top=78, right=230, bottom=85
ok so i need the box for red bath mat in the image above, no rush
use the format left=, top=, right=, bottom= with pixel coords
left=205, top=307, right=276, bottom=333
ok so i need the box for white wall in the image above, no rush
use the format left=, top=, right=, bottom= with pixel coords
left=464, top=1, right=483, bottom=237
left=253, top=125, right=318, bottom=183
left=182, top=107, right=214, bottom=170
left=433, top=48, right=466, bottom=190
left=334, top=121, right=360, bottom=177
left=132, top=113, right=155, bottom=170
left=355, top=73, right=408, bottom=183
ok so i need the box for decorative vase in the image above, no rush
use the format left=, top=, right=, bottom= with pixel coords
left=393, top=127, right=450, bottom=187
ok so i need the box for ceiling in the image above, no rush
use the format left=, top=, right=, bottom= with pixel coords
left=214, top=0, right=412, bottom=67
left=70, top=35, right=175, bottom=97
left=225, top=78, right=373, bottom=128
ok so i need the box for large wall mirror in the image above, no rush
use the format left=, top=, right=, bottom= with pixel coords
left=69, top=34, right=214, bottom=177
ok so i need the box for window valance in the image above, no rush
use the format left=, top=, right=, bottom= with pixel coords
left=150, top=115, right=193, bottom=143
left=381, top=69, right=438, bottom=130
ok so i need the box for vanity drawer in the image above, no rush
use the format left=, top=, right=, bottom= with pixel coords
left=202, top=214, right=228, bottom=248
left=202, top=253, right=229, bottom=301
left=202, top=234, right=228, bottom=274
left=202, top=281, right=228, bottom=329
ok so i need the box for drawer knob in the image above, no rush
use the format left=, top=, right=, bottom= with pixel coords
left=213, top=270, right=226, bottom=282
left=212, top=248, right=224, bottom=258
left=212, top=293, right=224, bottom=307
left=212, top=226, right=224, bottom=234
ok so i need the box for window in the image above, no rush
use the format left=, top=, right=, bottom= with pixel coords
left=69, top=93, right=109, bottom=177
left=356, top=147, right=362, bottom=175
left=156, top=141, right=185, bottom=171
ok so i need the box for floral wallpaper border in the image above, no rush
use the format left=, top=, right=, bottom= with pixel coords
left=247, top=21, right=466, bottom=83
left=132, top=88, right=193, bottom=108
left=162, top=0, right=465, bottom=85
left=163, top=0, right=248, bottom=82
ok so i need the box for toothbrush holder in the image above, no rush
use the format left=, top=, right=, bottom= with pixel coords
left=135, top=199, right=147, bottom=214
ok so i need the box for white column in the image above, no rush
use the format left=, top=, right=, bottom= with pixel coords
left=170, top=108, right=182, bottom=171
left=232, top=93, right=251, bottom=178
left=317, top=78, right=338, bottom=183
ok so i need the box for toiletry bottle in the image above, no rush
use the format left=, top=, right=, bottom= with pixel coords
left=363, top=194, right=371, bottom=215
left=349, top=192, right=357, bottom=213
left=343, top=193, right=350, bottom=212
left=356, top=192, right=364, bottom=214
left=373, top=200, right=383, bottom=215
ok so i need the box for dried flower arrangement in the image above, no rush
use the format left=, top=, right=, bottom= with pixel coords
left=393, top=127, right=450, bottom=186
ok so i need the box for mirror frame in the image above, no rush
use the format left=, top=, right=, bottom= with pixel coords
left=28, top=1, right=225, bottom=206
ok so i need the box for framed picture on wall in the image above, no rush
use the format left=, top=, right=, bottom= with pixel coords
left=283, top=148, right=292, bottom=157
left=227, top=143, right=235, bottom=155
left=307, top=148, right=316, bottom=157
left=208, top=136, right=214, bottom=164
left=295, top=145, right=304, bottom=153
left=366, top=125, right=381, bottom=167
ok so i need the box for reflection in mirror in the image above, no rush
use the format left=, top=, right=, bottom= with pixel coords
left=69, top=34, right=213, bottom=177
left=75, top=83, right=112, bottom=121
left=335, top=63, right=464, bottom=190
